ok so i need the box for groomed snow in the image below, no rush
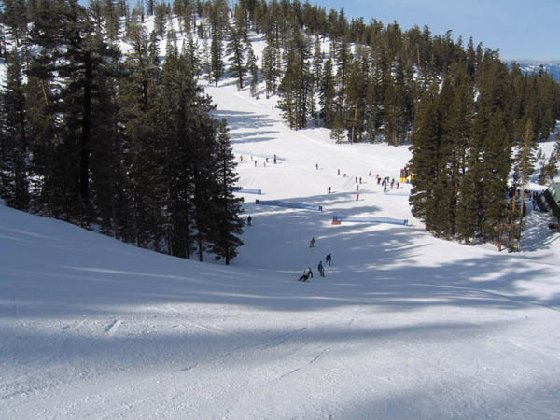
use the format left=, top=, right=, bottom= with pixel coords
left=1, top=72, right=560, bottom=419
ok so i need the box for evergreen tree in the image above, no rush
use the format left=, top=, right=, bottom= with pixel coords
left=481, top=110, right=511, bottom=245
left=26, top=0, right=95, bottom=222
left=119, top=13, right=167, bottom=248
left=319, top=58, right=336, bottom=128
left=210, top=25, right=224, bottom=85
left=1, top=0, right=28, bottom=47
left=345, top=51, right=367, bottom=143
left=246, top=41, right=259, bottom=97
left=225, top=25, right=246, bottom=90
left=509, top=118, right=536, bottom=250
left=278, top=28, right=313, bottom=129
left=0, top=47, right=30, bottom=211
left=210, top=119, right=244, bottom=265
left=410, top=85, right=442, bottom=228
left=329, top=113, right=346, bottom=143
left=261, top=42, right=278, bottom=98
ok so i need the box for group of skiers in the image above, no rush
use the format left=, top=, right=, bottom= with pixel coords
left=298, top=252, right=331, bottom=282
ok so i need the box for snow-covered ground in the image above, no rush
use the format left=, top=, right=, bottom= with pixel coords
left=1, top=74, right=560, bottom=419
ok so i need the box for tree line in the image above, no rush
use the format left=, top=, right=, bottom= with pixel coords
left=1, top=0, right=559, bottom=253
left=226, top=0, right=560, bottom=249
left=0, top=0, right=243, bottom=264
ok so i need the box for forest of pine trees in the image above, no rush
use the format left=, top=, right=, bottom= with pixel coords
left=1, top=0, right=560, bottom=254
left=0, top=0, right=245, bottom=263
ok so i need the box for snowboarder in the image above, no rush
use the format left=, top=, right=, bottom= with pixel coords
left=298, top=267, right=314, bottom=282
left=325, top=253, right=332, bottom=266
left=309, top=237, right=316, bottom=247
left=317, top=261, right=325, bottom=277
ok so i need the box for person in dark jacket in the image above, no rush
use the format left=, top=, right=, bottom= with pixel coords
left=298, top=267, right=314, bottom=282
left=317, top=261, right=325, bottom=277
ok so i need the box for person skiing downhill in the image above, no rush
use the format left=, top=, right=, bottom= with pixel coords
left=325, top=253, right=331, bottom=266
left=309, top=237, right=316, bottom=247
left=317, top=261, right=325, bottom=277
left=298, top=267, right=314, bottom=282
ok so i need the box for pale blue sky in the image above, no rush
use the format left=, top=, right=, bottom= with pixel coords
left=316, top=0, right=560, bottom=62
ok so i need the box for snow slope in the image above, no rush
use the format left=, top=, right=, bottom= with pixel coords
left=1, top=71, right=560, bottom=419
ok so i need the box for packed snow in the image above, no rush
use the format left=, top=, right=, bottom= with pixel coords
left=2, top=69, right=560, bottom=419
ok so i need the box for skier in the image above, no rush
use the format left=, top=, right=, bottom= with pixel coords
left=328, top=186, right=331, bottom=194
left=298, top=267, right=314, bottom=282
left=246, top=216, right=252, bottom=226
left=309, top=237, right=316, bottom=247
left=317, top=261, right=325, bottom=277
left=325, top=253, right=332, bottom=266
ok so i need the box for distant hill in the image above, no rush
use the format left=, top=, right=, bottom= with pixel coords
left=517, top=62, right=560, bottom=82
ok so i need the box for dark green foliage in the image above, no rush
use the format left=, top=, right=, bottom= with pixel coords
left=0, top=47, right=30, bottom=211
left=209, top=119, right=244, bottom=264
left=410, top=52, right=523, bottom=249
left=277, top=29, right=313, bottom=130
left=0, top=0, right=245, bottom=265
left=225, top=25, right=246, bottom=90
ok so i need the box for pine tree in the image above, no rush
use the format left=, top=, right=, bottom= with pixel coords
left=329, top=113, right=346, bottom=143
left=0, top=47, right=30, bottom=211
left=312, top=34, right=322, bottom=91
left=278, top=28, right=313, bottom=129
left=210, top=25, right=224, bottom=85
left=210, top=119, right=244, bottom=265
left=225, top=25, right=246, bottom=90
left=261, top=42, right=278, bottom=98
left=319, top=58, right=336, bottom=128
left=118, top=13, right=165, bottom=248
left=345, top=52, right=367, bottom=143
left=509, top=118, right=536, bottom=250
left=409, top=85, right=442, bottom=228
left=481, top=110, right=511, bottom=245
left=1, top=0, right=28, bottom=47
left=246, top=41, right=259, bottom=97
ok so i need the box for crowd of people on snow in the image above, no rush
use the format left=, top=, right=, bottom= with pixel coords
left=241, top=157, right=406, bottom=284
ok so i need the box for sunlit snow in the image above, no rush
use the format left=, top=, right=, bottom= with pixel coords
left=1, top=33, right=560, bottom=420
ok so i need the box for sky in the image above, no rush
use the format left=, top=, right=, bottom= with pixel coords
left=315, top=0, right=560, bottom=62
